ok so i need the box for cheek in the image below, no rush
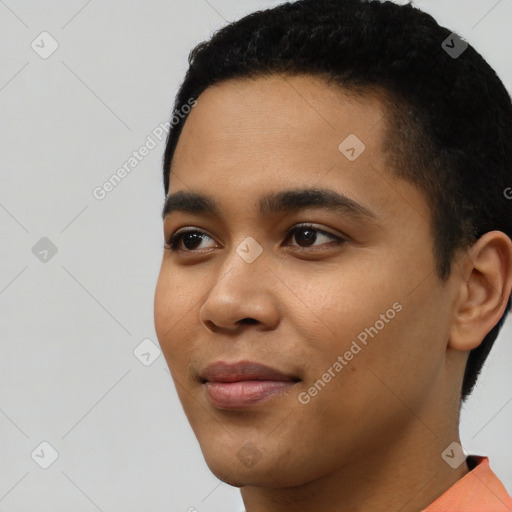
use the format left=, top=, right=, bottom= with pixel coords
left=154, top=265, right=196, bottom=362
left=153, top=268, right=174, bottom=343
left=295, top=261, right=400, bottom=341
left=295, top=251, right=445, bottom=386
left=352, top=277, right=451, bottom=406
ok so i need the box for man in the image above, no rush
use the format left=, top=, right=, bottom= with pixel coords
left=154, top=1, right=512, bottom=510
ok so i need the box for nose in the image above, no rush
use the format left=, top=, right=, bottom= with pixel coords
left=199, top=244, right=280, bottom=334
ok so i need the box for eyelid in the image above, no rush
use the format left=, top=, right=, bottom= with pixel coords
left=165, top=226, right=217, bottom=251
left=164, top=223, right=347, bottom=252
left=286, top=223, right=347, bottom=245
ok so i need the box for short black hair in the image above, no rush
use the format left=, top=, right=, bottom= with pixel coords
left=162, top=0, right=512, bottom=401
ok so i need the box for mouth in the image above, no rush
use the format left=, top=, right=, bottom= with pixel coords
left=199, top=360, right=301, bottom=409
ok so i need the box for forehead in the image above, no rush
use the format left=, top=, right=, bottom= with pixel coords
left=168, top=74, right=430, bottom=228
left=171, top=74, right=386, bottom=175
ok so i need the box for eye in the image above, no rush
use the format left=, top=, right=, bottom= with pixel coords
left=284, top=224, right=346, bottom=249
left=165, top=224, right=345, bottom=253
left=165, top=229, right=216, bottom=252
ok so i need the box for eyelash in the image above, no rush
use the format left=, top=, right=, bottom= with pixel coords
left=164, top=224, right=346, bottom=253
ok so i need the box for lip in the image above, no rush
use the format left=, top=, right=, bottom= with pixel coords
left=200, top=361, right=300, bottom=409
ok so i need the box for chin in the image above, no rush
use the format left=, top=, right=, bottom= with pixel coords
left=198, top=443, right=275, bottom=487
left=201, top=446, right=312, bottom=490
left=203, top=457, right=265, bottom=488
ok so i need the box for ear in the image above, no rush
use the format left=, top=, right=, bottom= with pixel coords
left=449, top=231, right=512, bottom=352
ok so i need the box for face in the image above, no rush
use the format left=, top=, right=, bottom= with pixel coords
left=154, top=74, right=458, bottom=487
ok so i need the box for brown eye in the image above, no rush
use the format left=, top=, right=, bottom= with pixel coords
left=164, top=224, right=346, bottom=254
left=286, top=225, right=345, bottom=248
left=166, top=229, right=215, bottom=251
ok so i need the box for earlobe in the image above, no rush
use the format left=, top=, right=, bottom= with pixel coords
left=448, top=231, right=512, bottom=352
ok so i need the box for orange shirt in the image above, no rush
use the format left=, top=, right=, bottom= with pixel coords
left=423, top=456, right=512, bottom=512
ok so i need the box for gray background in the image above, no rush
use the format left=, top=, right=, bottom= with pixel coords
left=1, top=1, right=511, bottom=511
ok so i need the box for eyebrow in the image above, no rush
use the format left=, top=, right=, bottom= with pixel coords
left=161, top=187, right=377, bottom=222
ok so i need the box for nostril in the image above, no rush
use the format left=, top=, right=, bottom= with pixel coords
left=240, top=318, right=259, bottom=325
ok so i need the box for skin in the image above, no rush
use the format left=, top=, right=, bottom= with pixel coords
left=154, top=74, right=512, bottom=512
